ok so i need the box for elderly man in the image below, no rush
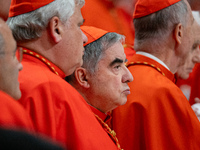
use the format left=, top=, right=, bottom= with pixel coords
left=176, top=0, right=200, bottom=118
left=176, top=0, right=200, bottom=102
left=0, top=18, right=65, bottom=150
left=6, top=0, right=119, bottom=149
left=112, top=0, right=200, bottom=149
left=66, top=26, right=133, bottom=149
left=176, top=18, right=200, bottom=119
left=0, top=17, right=32, bottom=130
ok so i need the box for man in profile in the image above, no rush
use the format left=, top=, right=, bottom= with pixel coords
left=7, top=0, right=119, bottom=149
left=112, top=0, right=200, bottom=149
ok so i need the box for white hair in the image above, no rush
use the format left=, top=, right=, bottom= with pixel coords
left=7, top=0, right=85, bottom=41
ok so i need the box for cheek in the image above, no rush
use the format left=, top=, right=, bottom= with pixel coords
left=74, top=28, right=83, bottom=42
left=73, top=32, right=84, bottom=53
left=1, top=64, right=17, bottom=89
left=99, top=78, right=121, bottom=96
left=9, top=63, right=19, bottom=81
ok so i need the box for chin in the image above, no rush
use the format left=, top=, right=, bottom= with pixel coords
left=181, top=74, right=189, bottom=80
left=12, top=91, right=22, bottom=100
left=120, top=99, right=128, bottom=106
left=65, top=67, right=76, bottom=76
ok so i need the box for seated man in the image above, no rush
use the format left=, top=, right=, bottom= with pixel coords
left=175, top=27, right=200, bottom=121
left=0, top=18, right=33, bottom=130
left=7, top=0, right=120, bottom=149
left=112, top=0, right=200, bottom=149
left=0, top=18, right=64, bottom=150
left=66, top=26, right=133, bottom=150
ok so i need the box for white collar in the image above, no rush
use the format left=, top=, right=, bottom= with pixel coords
left=136, top=51, right=170, bottom=70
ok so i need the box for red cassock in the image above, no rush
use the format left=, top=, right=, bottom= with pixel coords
left=89, top=106, right=122, bottom=150
left=18, top=48, right=119, bottom=149
left=0, top=91, right=33, bottom=130
left=112, top=54, right=200, bottom=150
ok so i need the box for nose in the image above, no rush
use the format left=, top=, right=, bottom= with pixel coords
left=18, top=62, right=23, bottom=71
left=122, top=66, right=133, bottom=83
left=193, top=47, right=200, bottom=63
left=82, top=31, right=88, bottom=45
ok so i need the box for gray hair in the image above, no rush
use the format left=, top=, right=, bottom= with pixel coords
left=82, top=32, right=125, bottom=74
left=134, top=0, right=188, bottom=51
left=65, top=32, right=124, bottom=83
left=6, top=0, right=85, bottom=42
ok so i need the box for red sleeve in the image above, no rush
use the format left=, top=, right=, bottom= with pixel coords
left=0, top=91, right=33, bottom=131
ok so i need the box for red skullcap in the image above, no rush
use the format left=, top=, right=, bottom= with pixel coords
left=9, top=0, right=55, bottom=17
left=133, top=0, right=181, bottom=19
left=81, top=26, right=109, bottom=46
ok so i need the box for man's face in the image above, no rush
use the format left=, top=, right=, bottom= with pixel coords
left=177, top=21, right=200, bottom=79
left=87, top=42, right=133, bottom=113
left=57, top=5, right=87, bottom=76
left=177, top=0, right=197, bottom=68
left=0, top=19, right=23, bottom=99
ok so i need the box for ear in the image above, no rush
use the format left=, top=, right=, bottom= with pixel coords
left=174, top=23, right=183, bottom=44
left=49, top=16, right=63, bottom=43
left=74, top=67, right=90, bottom=88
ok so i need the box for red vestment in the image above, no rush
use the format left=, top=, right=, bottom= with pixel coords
left=82, top=0, right=135, bottom=60
left=18, top=48, right=119, bottom=149
left=112, top=54, right=200, bottom=150
left=90, top=106, right=122, bottom=149
left=0, top=91, right=33, bottom=130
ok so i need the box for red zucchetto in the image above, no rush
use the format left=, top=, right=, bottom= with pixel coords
left=81, top=26, right=109, bottom=46
left=9, top=0, right=54, bottom=17
left=133, top=0, right=181, bottom=19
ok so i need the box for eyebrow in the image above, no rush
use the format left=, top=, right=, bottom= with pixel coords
left=194, top=40, right=200, bottom=45
left=109, top=58, right=125, bottom=67
left=192, top=40, right=200, bottom=49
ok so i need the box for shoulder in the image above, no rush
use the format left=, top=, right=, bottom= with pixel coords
left=0, top=91, right=33, bottom=129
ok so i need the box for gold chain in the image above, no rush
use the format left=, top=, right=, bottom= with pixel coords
left=22, top=48, right=60, bottom=76
left=126, top=61, right=166, bottom=76
left=94, top=114, right=123, bottom=150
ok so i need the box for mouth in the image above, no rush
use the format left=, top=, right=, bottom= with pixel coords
left=123, top=88, right=131, bottom=95
left=186, top=68, right=193, bottom=73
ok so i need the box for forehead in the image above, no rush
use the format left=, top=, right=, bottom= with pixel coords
left=0, top=20, right=16, bottom=52
left=101, top=42, right=126, bottom=62
left=183, top=0, right=194, bottom=25
left=193, top=21, right=200, bottom=36
left=69, top=5, right=83, bottom=22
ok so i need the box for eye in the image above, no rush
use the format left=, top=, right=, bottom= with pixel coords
left=192, top=44, right=199, bottom=51
left=114, top=64, right=121, bottom=70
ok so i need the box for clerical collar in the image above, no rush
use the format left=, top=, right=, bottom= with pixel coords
left=22, top=48, right=66, bottom=79
left=89, top=104, right=111, bottom=123
left=136, top=51, right=170, bottom=70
